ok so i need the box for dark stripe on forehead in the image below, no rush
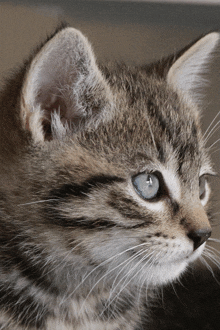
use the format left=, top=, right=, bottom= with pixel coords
left=147, top=99, right=199, bottom=162
left=157, top=144, right=166, bottom=163
left=177, top=142, right=199, bottom=175
left=50, top=175, right=125, bottom=199
left=147, top=99, right=175, bottom=143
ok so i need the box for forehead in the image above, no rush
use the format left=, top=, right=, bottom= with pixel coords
left=79, top=69, right=210, bottom=185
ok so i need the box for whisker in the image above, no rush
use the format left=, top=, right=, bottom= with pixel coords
left=137, top=270, right=148, bottom=315
left=107, top=250, right=154, bottom=307
left=203, top=110, right=220, bottom=139
left=171, top=281, right=182, bottom=301
left=64, top=241, right=153, bottom=308
left=202, top=250, right=220, bottom=275
left=45, top=237, right=157, bottom=297
left=206, top=244, right=220, bottom=255
left=204, top=249, right=220, bottom=264
left=18, top=199, right=59, bottom=206
left=43, top=240, right=87, bottom=277
left=199, top=255, right=217, bottom=280
left=210, top=147, right=220, bottom=156
left=107, top=249, right=147, bottom=302
left=207, top=138, right=220, bottom=151
left=204, top=120, right=220, bottom=145
left=80, top=249, right=147, bottom=315
left=105, top=250, right=150, bottom=321
left=208, top=238, right=220, bottom=244
left=204, top=246, right=220, bottom=263
left=105, top=252, right=152, bottom=318
left=105, top=250, right=160, bottom=317
left=145, top=111, right=158, bottom=153
left=205, top=245, right=220, bottom=258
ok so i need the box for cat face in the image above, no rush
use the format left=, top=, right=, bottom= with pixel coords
left=34, top=76, right=210, bottom=287
left=0, top=28, right=218, bottom=298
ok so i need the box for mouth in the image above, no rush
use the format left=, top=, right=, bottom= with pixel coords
left=187, top=242, right=207, bottom=262
left=145, top=244, right=207, bottom=285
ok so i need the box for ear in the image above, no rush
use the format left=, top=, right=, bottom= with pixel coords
left=21, top=27, right=113, bottom=142
left=167, top=32, right=220, bottom=102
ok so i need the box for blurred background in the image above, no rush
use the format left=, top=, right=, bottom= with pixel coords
left=1, top=0, right=220, bottom=245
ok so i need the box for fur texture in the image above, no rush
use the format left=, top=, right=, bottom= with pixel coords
left=0, top=26, right=219, bottom=329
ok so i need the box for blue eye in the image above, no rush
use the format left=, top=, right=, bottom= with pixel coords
left=132, top=173, right=160, bottom=200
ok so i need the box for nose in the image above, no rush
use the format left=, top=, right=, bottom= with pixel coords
left=187, top=228, right=212, bottom=250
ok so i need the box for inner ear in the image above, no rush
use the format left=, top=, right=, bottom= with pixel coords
left=21, top=27, right=112, bottom=143
left=167, top=32, right=220, bottom=102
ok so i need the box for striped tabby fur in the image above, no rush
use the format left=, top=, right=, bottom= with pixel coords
left=0, top=26, right=219, bottom=329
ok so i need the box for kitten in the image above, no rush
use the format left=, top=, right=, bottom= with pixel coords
left=0, top=25, right=219, bottom=330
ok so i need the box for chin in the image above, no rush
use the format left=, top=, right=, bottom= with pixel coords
left=188, top=243, right=206, bottom=263
left=145, top=244, right=206, bottom=287
left=145, top=261, right=188, bottom=287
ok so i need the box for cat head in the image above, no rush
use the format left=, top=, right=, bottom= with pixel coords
left=1, top=27, right=219, bottom=289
